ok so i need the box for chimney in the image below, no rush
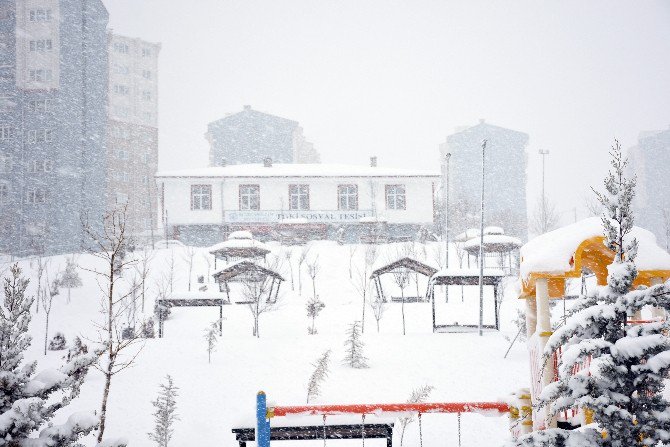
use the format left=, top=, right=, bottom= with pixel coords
left=243, top=105, right=251, bottom=111
left=263, top=157, right=272, bottom=168
left=221, top=158, right=227, bottom=167
left=370, top=156, right=377, bottom=167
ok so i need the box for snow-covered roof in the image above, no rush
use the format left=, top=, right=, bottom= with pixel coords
left=432, top=268, right=505, bottom=278
left=520, top=217, right=670, bottom=279
left=156, top=163, right=440, bottom=179
left=462, top=234, right=522, bottom=252
left=228, top=230, right=253, bottom=240
left=208, top=238, right=271, bottom=255
left=454, top=228, right=481, bottom=242
left=484, top=226, right=504, bottom=235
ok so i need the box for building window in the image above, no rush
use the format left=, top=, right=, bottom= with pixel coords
left=191, top=185, right=211, bottom=210
left=142, top=90, right=151, bottom=101
left=29, top=39, right=52, bottom=52
left=0, top=154, right=10, bottom=172
left=142, top=176, right=149, bottom=185
left=113, top=84, right=129, bottom=95
left=289, top=184, right=309, bottom=210
left=116, top=192, right=128, bottom=204
left=29, top=69, right=52, bottom=83
left=142, top=48, right=152, bottom=57
left=338, top=184, right=358, bottom=211
left=116, top=149, right=129, bottom=160
left=113, top=64, right=130, bottom=75
left=28, top=129, right=53, bottom=143
left=0, top=97, right=15, bottom=112
left=26, top=188, right=46, bottom=204
left=385, top=185, right=406, bottom=210
left=29, top=9, right=52, bottom=22
left=0, top=182, right=8, bottom=204
left=29, top=160, right=52, bottom=173
left=142, top=70, right=152, bottom=80
left=0, top=125, right=14, bottom=140
left=29, top=99, right=51, bottom=112
left=239, top=184, right=260, bottom=210
left=113, top=42, right=129, bottom=54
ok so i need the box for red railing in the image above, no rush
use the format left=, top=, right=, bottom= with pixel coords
left=271, top=401, right=510, bottom=417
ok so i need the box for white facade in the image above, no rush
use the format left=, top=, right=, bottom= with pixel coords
left=156, top=163, right=439, bottom=243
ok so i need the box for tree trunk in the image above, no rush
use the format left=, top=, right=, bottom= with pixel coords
left=67, top=287, right=71, bottom=303
left=98, top=256, right=116, bottom=443
left=401, top=288, right=406, bottom=335
left=361, top=290, right=366, bottom=333
left=43, top=312, right=49, bottom=355
left=97, top=357, right=115, bottom=443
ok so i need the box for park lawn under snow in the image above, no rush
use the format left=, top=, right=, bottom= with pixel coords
left=8, top=241, right=530, bottom=447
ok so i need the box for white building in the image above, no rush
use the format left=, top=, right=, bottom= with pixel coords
left=156, top=161, right=440, bottom=244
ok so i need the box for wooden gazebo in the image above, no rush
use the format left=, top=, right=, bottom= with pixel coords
left=370, top=257, right=438, bottom=302
left=212, top=260, right=284, bottom=304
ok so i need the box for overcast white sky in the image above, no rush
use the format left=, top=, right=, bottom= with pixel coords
left=103, top=0, right=670, bottom=225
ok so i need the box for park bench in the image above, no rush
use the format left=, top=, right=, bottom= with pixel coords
left=232, top=423, right=394, bottom=447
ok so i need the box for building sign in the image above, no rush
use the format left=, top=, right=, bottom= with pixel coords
left=224, top=210, right=373, bottom=223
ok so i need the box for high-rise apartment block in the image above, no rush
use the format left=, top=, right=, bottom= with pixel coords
left=0, top=0, right=108, bottom=256
left=206, top=105, right=320, bottom=167
left=629, top=127, right=670, bottom=249
left=440, top=120, right=529, bottom=240
left=106, top=33, right=160, bottom=241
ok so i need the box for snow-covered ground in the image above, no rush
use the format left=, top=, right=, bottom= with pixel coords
left=4, top=241, right=531, bottom=446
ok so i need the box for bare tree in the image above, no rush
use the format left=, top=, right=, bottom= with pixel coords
left=204, top=320, right=218, bottom=363
left=33, top=256, right=49, bottom=314
left=368, top=284, right=386, bottom=332
left=351, top=265, right=371, bottom=333
left=59, top=255, right=82, bottom=303
left=306, top=255, right=320, bottom=298
left=584, top=195, right=601, bottom=217
left=135, top=247, right=154, bottom=312
left=530, top=196, right=560, bottom=236
left=41, top=271, right=60, bottom=355
left=201, top=251, right=213, bottom=283
left=166, top=249, right=177, bottom=295
left=181, top=246, right=196, bottom=291
left=431, top=243, right=444, bottom=270
left=242, top=259, right=282, bottom=338
left=296, top=245, right=311, bottom=295
left=392, top=267, right=410, bottom=336
left=282, top=249, right=294, bottom=291
left=80, top=206, right=144, bottom=443
left=348, top=245, right=357, bottom=279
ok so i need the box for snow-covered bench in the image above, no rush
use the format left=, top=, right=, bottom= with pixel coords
left=231, top=423, right=394, bottom=447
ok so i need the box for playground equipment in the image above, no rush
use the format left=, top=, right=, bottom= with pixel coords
left=519, top=218, right=670, bottom=430
left=250, top=391, right=518, bottom=447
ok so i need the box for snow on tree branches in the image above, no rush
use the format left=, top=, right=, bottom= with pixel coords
left=0, top=264, right=99, bottom=446
left=148, top=375, right=180, bottom=447
left=342, top=321, right=368, bottom=368
left=306, top=295, right=325, bottom=335
left=513, top=141, right=670, bottom=446
left=398, top=385, right=433, bottom=447
left=306, top=349, right=331, bottom=403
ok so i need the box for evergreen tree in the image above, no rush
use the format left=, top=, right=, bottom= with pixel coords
left=342, top=321, right=368, bottom=368
left=59, top=257, right=83, bottom=304
left=514, top=140, right=670, bottom=446
left=306, top=349, right=331, bottom=403
left=306, top=295, right=325, bottom=335
left=204, top=321, right=218, bottom=364
left=148, top=375, right=180, bottom=447
left=0, top=264, right=99, bottom=446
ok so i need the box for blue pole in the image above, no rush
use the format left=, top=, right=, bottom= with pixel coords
left=257, top=391, right=271, bottom=447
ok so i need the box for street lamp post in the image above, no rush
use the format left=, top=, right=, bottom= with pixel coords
left=478, top=139, right=487, bottom=336
left=538, top=149, right=550, bottom=228
left=444, top=153, right=451, bottom=269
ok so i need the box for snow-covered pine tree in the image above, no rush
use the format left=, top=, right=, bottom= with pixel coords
left=204, top=321, right=218, bottom=363
left=60, top=256, right=83, bottom=304
left=148, top=375, right=180, bottom=447
left=48, top=331, right=67, bottom=350
left=306, top=349, right=331, bottom=403
left=513, top=140, right=670, bottom=446
left=398, top=385, right=433, bottom=447
left=306, top=295, right=325, bottom=335
left=342, top=321, right=368, bottom=368
left=0, top=264, right=99, bottom=446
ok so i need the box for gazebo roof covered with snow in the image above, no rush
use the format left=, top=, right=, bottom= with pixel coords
left=519, top=217, right=670, bottom=299
left=209, top=231, right=271, bottom=262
